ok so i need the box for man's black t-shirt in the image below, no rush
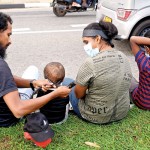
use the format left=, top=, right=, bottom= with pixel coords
left=0, top=58, right=18, bottom=127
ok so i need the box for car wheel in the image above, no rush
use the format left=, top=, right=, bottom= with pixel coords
left=53, top=4, right=67, bottom=17
left=131, top=19, right=150, bottom=37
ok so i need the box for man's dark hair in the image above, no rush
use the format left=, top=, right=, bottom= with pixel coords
left=0, top=12, right=12, bottom=31
left=83, top=21, right=118, bottom=47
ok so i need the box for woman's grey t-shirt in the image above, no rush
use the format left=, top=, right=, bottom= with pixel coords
left=76, top=49, right=132, bottom=124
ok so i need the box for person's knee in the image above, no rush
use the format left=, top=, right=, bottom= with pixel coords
left=22, top=65, right=39, bottom=79
left=27, top=65, right=38, bottom=73
left=62, top=77, right=74, bottom=86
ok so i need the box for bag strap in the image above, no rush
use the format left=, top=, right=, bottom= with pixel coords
left=30, top=87, right=42, bottom=99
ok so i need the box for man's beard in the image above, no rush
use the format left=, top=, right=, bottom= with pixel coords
left=0, top=45, right=7, bottom=59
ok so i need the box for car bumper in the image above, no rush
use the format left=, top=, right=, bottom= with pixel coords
left=96, top=6, right=137, bottom=39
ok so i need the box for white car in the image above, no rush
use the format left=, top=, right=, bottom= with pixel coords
left=96, top=0, right=150, bottom=40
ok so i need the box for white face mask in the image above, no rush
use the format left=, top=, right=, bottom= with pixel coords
left=84, top=43, right=99, bottom=57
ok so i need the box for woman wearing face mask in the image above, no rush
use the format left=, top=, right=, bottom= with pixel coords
left=68, top=21, right=132, bottom=124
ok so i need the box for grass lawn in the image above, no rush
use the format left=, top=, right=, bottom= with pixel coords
left=0, top=107, right=149, bottom=150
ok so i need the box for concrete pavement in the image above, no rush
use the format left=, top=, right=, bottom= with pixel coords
left=0, top=2, right=52, bottom=9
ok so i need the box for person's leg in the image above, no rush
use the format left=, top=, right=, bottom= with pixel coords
left=62, top=77, right=74, bottom=86
left=129, top=76, right=139, bottom=104
left=82, top=0, right=88, bottom=8
left=61, top=77, right=74, bottom=120
left=18, top=65, right=39, bottom=100
left=62, top=77, right=82, bottom=118
left=69, top=87, right=82, bottom=118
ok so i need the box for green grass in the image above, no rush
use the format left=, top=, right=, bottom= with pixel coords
left=0, top=107, right=149, bottom=150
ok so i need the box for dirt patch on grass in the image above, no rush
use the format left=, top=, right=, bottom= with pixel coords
left=0, top=136, right=11, bottom=150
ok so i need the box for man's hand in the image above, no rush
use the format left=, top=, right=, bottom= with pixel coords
left=33, top=79, right=55, bottom=92
left=53, top=86, right=71, bottom=98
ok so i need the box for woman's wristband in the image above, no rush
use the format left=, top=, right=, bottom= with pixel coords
left=30, top=79, right=36, bottom=91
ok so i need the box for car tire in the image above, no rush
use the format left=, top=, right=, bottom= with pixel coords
left=53, top=4, right=67, bottom=17
left=131, top=19, right=150, bottom=37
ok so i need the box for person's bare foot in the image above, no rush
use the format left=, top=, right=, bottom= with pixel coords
left=82, top=2, right=88, bottom=8
left=72, top=2, right=81, bottom=7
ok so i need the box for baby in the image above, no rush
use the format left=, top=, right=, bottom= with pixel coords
left=37, top=62, right=69, bottom=124
left=44, top=62, right=65, bottom=87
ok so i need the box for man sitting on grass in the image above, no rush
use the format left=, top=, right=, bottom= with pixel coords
left=0, top=12, right=71, bottom=127
left=130, top=31, right=150, bottom=110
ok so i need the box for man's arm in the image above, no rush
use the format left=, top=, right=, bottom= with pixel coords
left=13, top=75, right=33, bottom=88
left=3, top=86, right=71, bottom=118
left=130, top=36, right=150, bottom=56
left=13, top=75, right=52, bottom=91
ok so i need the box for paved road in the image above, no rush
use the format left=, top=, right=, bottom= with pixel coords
left=3, top=7, right=138, bottom=80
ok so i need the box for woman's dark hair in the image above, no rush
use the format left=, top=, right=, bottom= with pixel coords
left=0, top=12, right=12, bottom=31
left=83, top=21, right=118, bottom=47
left=144, top=30, right=150, bottom=38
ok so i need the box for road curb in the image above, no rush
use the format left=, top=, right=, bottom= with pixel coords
left=0, top=3, right=50, bottom=9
